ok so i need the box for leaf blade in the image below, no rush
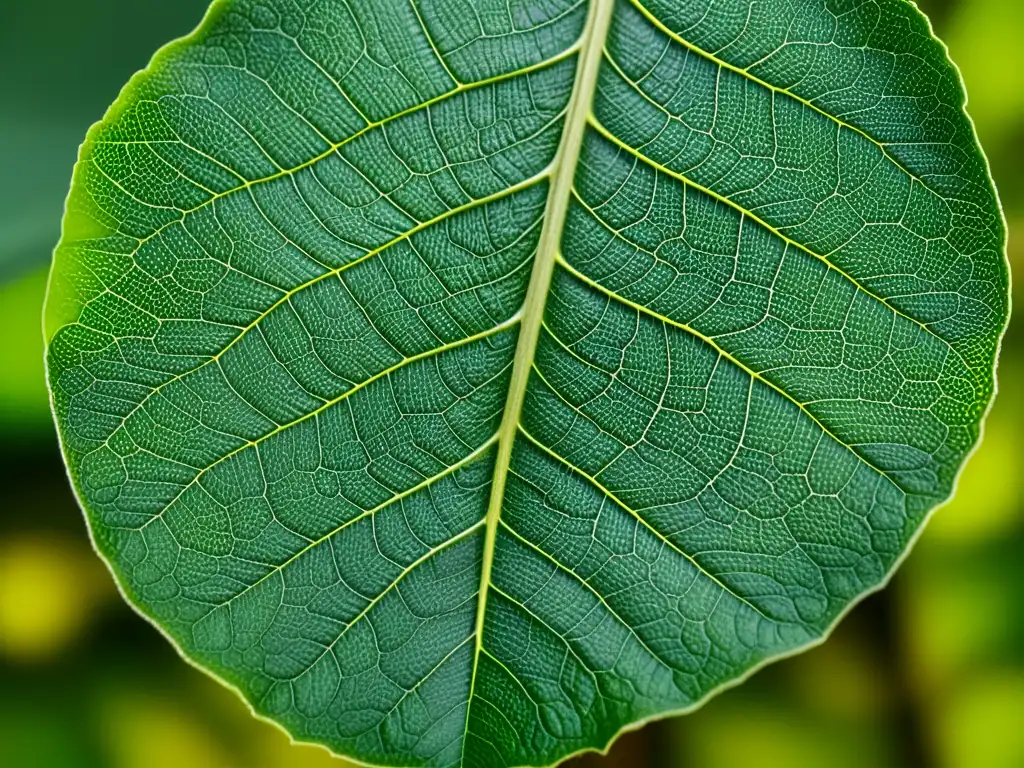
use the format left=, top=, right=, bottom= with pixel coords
left=46, top=1, right=1007, bottom=766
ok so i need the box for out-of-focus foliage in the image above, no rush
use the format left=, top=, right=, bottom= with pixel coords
left=0, top=1, right=214, bottom=281
left=0, top=269, right=50, bottom=433
left=944, top=0, right=1024, bottom=208
left=0, top=1, right=1020, bottom=767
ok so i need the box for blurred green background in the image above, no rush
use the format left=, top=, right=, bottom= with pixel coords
left=0, top=1, right=1020, bottom=766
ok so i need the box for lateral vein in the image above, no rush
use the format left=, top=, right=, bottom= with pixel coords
left=554, top=253, right=907, bottom=494
left=514, top=426, right=773, bottom=622
left=203, top=432, right=500, bottom=616
left=106, top=45, right=580, bottom=255
left=624, top=0, right=946, bottom=203
left=141, top=315, right=520, bottom=530
left=585, top=114, right=970, bottom=371
left=99, top=172, right=547, bottom=450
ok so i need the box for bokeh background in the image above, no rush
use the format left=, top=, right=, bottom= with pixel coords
left=1, top=1, right=1021, bottom=766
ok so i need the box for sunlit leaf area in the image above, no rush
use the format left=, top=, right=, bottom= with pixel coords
left=2, top=1, right=1021, bottom=766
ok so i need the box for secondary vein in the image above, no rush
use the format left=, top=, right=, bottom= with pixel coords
left=585, top=114, right=971, bottom=371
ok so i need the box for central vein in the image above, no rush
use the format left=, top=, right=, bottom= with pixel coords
left=467, top=0, right=616, bottom=716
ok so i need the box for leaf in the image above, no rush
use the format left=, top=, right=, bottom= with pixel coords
left=45, top=0, right=1007, bottom=765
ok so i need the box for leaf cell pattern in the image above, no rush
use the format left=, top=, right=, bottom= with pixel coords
left=45, top=1, right=1006, bottom=766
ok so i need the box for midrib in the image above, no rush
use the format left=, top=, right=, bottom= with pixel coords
left=463, top=0, right=616, bottom=752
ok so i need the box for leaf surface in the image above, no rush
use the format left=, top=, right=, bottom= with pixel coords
left=45, top=1, right=1007, bottom=766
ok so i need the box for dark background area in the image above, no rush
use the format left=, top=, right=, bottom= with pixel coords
left=0, top=1, right=1021, bottom=766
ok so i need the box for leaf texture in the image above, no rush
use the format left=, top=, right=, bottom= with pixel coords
left=45, top=1, right=1007, bottom=766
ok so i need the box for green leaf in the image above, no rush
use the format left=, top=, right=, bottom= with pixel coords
left=45, top=0, right=1007, bottom=765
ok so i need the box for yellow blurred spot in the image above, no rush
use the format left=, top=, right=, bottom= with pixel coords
left=100, top=692, right=235, bottom=768
left=679, top=702, right=895, bottom=768
left=0, top=534, right=112, bottom=663
left=933, top=672, right=1024, bottom=768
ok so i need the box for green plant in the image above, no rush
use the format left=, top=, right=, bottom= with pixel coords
left=44, top=0, right=1007, bottom=765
